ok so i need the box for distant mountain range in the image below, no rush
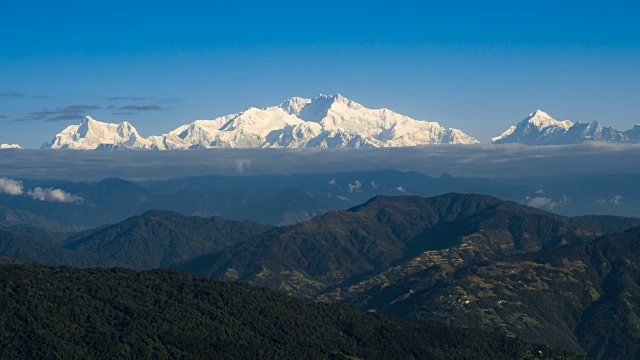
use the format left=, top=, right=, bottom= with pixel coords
left=29, top=97, right=640, bottom=149
left=41, top=94, right=479, bottom=149
left=2, top=171, right=640, bottom=233
left=492, top=110, right=640, bottom=145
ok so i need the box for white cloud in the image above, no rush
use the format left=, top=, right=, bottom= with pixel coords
left=370, top=180, right=378, bottom=188
left=527, top=195, right=568, bottom=210
left=596, top=198, right=607, bottom=205
left=611, top=195, right=623, bottom=205
left=336, top=195, right=349, bottom=201
left=328, top=178, right=336, bottom=185
left=348, top=180, right=362, bottom=193
left=395, top=186, right=406, bottom=193
left=0, top=178, right=24, bottom=195
left=26, top=187, right=83, bottom=203
left=0, top=177, right=82, bottom=203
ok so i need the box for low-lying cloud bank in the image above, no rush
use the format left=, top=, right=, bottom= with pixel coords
left=0, top=143, right=639, bottom=181
left=0, top=177, right=83, bottom=203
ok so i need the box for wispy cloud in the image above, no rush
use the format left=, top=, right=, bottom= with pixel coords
left=26, top=187, right=83, bottom=203
left=106, top=96, right=152, bottom=101
left=0, top=92, right=50, bottom=99
left=348, top=180, right=362, bottom=193
left=118, top=105, right=170, bottom=112
left=107, top=104, right=173, bottom=113
left=0, top=92, right=27, bottom=98
left=17, top=105, right=100, bottom=122
left=611, top=195, right=623, bottom=205
left=527, top=195, right=568, bottom=210
left=109, top=112, right=136, bottom=116
left=105, top=96, right=180, bottom=102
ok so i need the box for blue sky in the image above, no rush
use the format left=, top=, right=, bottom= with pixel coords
left=1, top=0, right=639, bottom=147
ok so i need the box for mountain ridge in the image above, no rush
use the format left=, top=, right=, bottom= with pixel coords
left=37, top=102, right=640, bottom=149
left=493, top=110, right=636, bottom=145
left=176, top=193, right=603, bottom=299
left=43, top=94, right=479, bottom=149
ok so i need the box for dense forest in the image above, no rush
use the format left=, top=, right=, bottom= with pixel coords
left=0, top=265, right=582, bottom=359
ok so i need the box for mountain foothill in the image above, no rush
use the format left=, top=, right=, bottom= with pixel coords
left=0, top=191, right=639, bottom=358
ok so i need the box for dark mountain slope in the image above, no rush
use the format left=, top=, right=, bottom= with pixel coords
left=575, top=227, right=640, bottom=359
left=569, top=214, right=640, bottom=235
left=0, top=265, right=581, bottom=360
left=179, top=193, right=599, bottom=299
left=364, top=226, right=640, bottom=359
left=0, top=206, right=70, bottom=233
left=0, top=229, right=96, bottom=267
left=64, top=210, right=272, bottom=270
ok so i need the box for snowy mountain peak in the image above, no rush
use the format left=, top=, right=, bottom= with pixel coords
left=491, top=110, right=575, bottom=145
left=491, top=126, right=516, bottom=142
left=0, top=144, right=21, bottom=149
left=279, top=97, right=312, bottom=114
left=276, top=94, right=364, bottom=123
left=527, top=109, right=549, bottom=117
left=42, top=94, right=479, bottom=150
left=319, top=93, right=362, bottom=109
left=42, top=117, right=153, bottom=150
left=492, top=110, right=635, bottom=145
left=524, top=110, right=573, bottom=130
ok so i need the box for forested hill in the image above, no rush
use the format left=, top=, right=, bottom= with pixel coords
left=0, top=265, right=582, bottom=360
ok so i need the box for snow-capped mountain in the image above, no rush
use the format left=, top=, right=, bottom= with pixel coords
left=42, top=116, right=154, bottom=150
left=491, top=110, right=574, bottom=145
left=42, top=95, right=479, bottom=150
left=552, top=121, right=627, bottom=144
left=492, top=110, right=634, bottom=145
left=0, top=144, right=21, bottom=149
